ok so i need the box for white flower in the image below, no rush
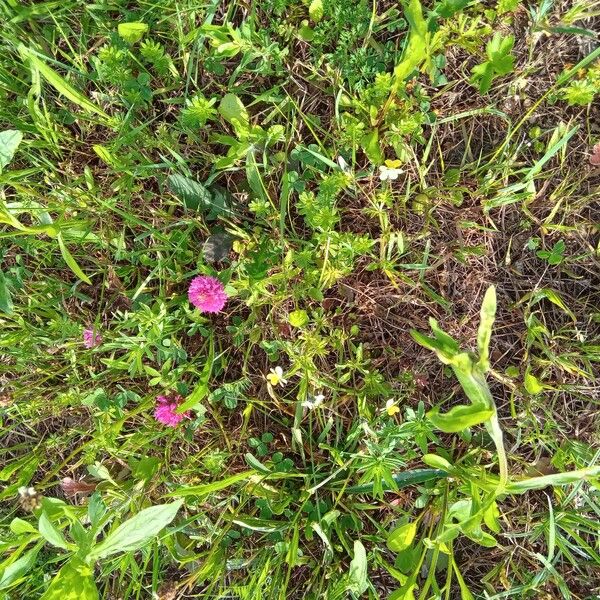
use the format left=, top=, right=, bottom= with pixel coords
left=302, top=393, right=325, bottom=410
left=378, top=159, right=404, bottom=181
left=266, top=366, right=288, bottom=387
left=337, top=156, right=350, bottom=173
left=379, top=165, right=403, bottom=181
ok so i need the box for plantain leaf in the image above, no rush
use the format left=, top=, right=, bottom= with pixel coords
left=88, top=500, right=183, bottom=559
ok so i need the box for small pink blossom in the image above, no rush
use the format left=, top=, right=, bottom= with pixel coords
left=83, top=328, right=102, bottom=348
left=154, top=395, right=190, bottom=427
left=188, top=275, right=228, bottom=313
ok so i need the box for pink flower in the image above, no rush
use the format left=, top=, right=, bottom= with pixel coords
left=188, top=275, right=227, bottom=313
left=83, top=328, right=102, bottom=348
left=154, top=395, right=190, bottom=427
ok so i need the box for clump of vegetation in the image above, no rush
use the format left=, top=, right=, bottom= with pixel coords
left=1, top=0, right=599, bottom=598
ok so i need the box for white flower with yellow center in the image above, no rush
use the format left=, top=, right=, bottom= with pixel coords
left=378, top=159, right=404, bottom=181
left=266, top=366, right=288, bottom=387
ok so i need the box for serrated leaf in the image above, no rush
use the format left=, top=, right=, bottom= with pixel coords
left=117, top=22, right=148, bottom=44
left=0, top=130, right=23, bottom=171
left=387, top=522, right=417, bottom=553
left=88, top=500, right=183, bottom=559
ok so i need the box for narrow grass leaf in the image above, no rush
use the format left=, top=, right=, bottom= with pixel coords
left=57, top=233, right=92, bottom=284
left=18, top=45, right=108, bottom=119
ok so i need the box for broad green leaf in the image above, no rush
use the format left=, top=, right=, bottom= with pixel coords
left=167, top=174, right=213, bottom=211
left=0, top=546, right=40, bottom=590
left=483, top=501, right=501, bottom=533
left=88, top=500, right=183, bottom=559
left=38, top=512, right=71, bottom=550
left=289, top=309, right=308, bottom=328
left=219, top=93, right=249, bottom=129
left=361, top=129, right=383, bottom=164
left=178, top=337, right=214, bottom=413
left=387, top=522, right=417, bottom=553
left=422, top=453, right=453, bottom=472
left=117, top=22, right=148, bottom=44
left=524, top=371, right=544, bottom=395
left=309, top=0, right=324, bottom=21
left=476, top=285, right=496, bottom=372
left=18, top=45, right=108, bottom=119
left=40, top=557, right=98, bottom=600
left=347, top=540, right=368, bottom=595
left=244, top=452, right=271, bottom=474
left=428, top=403, right=494, bottom=433
left=0, top=130, right=23, bottom=171
left=0, top=271, right=14, bottom=314
left=57, top=233, right=92, bottom=284
left=10, top=517, right=37, bottom=535
left=393, top=0, right=428, bottom=86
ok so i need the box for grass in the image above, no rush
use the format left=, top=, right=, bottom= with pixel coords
left=0, top=0, right=599, bottom=598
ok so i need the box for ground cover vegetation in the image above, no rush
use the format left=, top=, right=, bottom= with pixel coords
left=0, top=0, right=599, bottom=598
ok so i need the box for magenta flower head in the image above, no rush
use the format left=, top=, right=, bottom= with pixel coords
left=154, top=395, right=190, bottom=427
left=188, top=275, right=227, bottom=313
left=83, top=328, right=102, bottom=348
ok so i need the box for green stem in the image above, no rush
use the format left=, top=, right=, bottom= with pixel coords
left=486, top=412, right=509, bottom=493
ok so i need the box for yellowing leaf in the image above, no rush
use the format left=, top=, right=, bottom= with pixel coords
left=118, top=22, right=148, bottom=44
left=387, top=522, right=417, bottom=553
left=309, top=0, right=324, bottom=22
